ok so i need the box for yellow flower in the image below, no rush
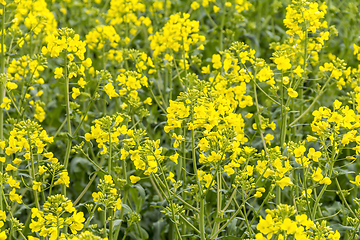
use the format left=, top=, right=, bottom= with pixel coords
left=36, top=90, right=43, bottom=97
left=54, top=171, right=70, bottom=187
left=281, top=218, right=297, bottom=234
left=328, top=230, right=340, bottom=240
left=307, top=135, right=318, bottom=142
left=0, top=97, right=11, bottom=110
left=276, top=177, right=293, bottom=190
left=115, top=198, right=122, bottom=211
left=319, top=177, right=331, bottom=185
left=92, top=192, right=100, bottom=202
left=201, top=65, right=210, bottom=74
left=350, top=174, right=360, bottom=186
left=282, top=76, right=290, bottom=85
left=254, top=187, right=266, bottom=198
left=245, top=165, right=254, bottom=176
left=293, top=66, right=304, bottom=77
left=312, top=168, right=323, bottom=182
left=28, top=236, right=40, bottom=240
left=78, top=77, right=87, bottom=88
left=38, top=166, right=47, bottom=175
left=333, top=99, right=342, bottom=110
left=130, top=175, right=141, bottom=184
left=144, top=97, right=152, bottom=105
left=254, top=191, right=263, bottom=198
left=69, top=211, right=85, bottom=234
left=354, top=44, right=360, bottom=55
left=54, top=67, right=63, bottom=79
left=308, top=148, right=321, bottom=162
left=0, top=231, right=6, bottom=240
left=296, top=214, right=314, bottom=230
left=5, top=164, right=17, bottom=171
left=302, top=189, right=312, bottom=198
left=6, top=82, right=18, bottom=90
left=32, top=181, right=42, bottom=192
left=254, top=233, right=267, bottom=240
left=294, top=145, right=306, bottom=157
left=82, top=58, right=92, bottom=68
left=72, top=87, right=80, bottom=99
left=212, top=54, right=222, bottom=69
left=264, top=134, right=274, bottom=145
left=287, top=88, right=298, bottom=98
left=169, top=153, right=179, bottom=164
left=167, top=172, right=175, bottom=183
left=191, top=1, right=200, bottom=10
left=9, top=188, right=23, bottom=204
left=103, top=83, right=119, bottom=99
left=13, top=158, right=22, bottom=164
left=104, top=175, right=114, bottom=184
left=274, top=56, right=291, bottom=71
left=7, top=176, right=20, bottom=189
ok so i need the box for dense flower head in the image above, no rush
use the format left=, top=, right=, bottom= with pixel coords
left=8, top=54, right=47, bottom=82
left=84, top=114, right=129, bottom=155
left=106, top=0, right=146, bottom=26
left=2, top=119, right=53, bottom=156
left=149, top=12, right=205, bottom=58
left=42, top=28, right=86, bottom=60
left=128, top=138, right=164, bottom=175
left=92, top=175, right=122, bottom=211
left=284, top=1, right=328, bottom=39
left=86, top=25, right=120, bottom=50
left=254, top=204, right=340, bottom=240
left=0, top=0, right=359, bottom=239
left=30, top=195, right=85, bottom=238
left=13, top=0, right=57, bottom=36
left=59, top=231, right=107, bottom=240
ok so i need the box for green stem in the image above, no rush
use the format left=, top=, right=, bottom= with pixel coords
left=252, top=79, right=281, bottom=105
left=239, top=185, right=275, bottom=239
left=104, top=207, right=107, bottom=238
left=334, top=178, right=358, bottom=219
left=219, top=1, right=226, bottom=51
left=108, top=127, right=113, bottom=240
left=63, top=50, right=72, bottom=197
left=210, top=195, right=251, bottom=239
left=200, top=197, right=205, bottom=240
left=302, top=165, right=312, bottom=219
left=213, top=170, right=222, bottom=238
left=73, top=75, right=103, bottom=136
left=311, top=138, right=335, bottom=220
left=109, top=209, right=114, bottom=240
left=350, top=219, right=360, bottom=239
left=251, top=78, right=268, bottom=155
left=289, top=74, right=332, bottom=127
left=108, top=127, right=112, bottom=173
left=74, top=155, right=105, bottom=205
left=84, top=202, right=99, bottom=230
left=190, top=95, right=205, bottom=239
left=29, top=144, right=40, bottom=209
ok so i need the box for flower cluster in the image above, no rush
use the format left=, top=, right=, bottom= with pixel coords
left=92, top=175, right=122, bottom=211
left=149, top=12, right=205, bottom=58
left=85, top=25, right=120, bottom=50
left=254, top=204, right=340, bottom=240
left=29, top=194, right=85, bottom=238
left=85, top=113, right=128, bottom=155
left=13, top=0, right=57, bottom=36
left=42, top=28, right=86, bottom=60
